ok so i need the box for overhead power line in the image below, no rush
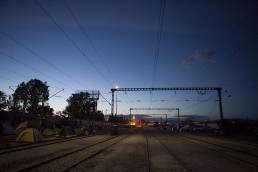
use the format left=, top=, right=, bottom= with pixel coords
left=199, top=32, right=257, bottom=83
left=35, top=0, right=114, bottom=107
left=149, top=0, right=166, bottom=109
left=0, top=30, right=90, bottom=90
left=0, top=65, right=31, bottom=80
left=0, top=75, right=20, bottom=84
left=151, top=0, right=165, bottom=88
left=0, top=51, right=76, bottom=91
left=0, top=64, right=68, bottom=96
left=180, top=7, right=257, bottom=107
left=0, top=33, right=111, bottom=112
left=1, top=30, right=112, bottom=107
left=62, top=0, right=119, bottom=85
left=35, top=0, right=114, bottom=88
left=183, top=6, right=257, bottom=86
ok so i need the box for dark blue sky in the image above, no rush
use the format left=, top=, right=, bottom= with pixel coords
left=1, top=0, right=257, bottom=120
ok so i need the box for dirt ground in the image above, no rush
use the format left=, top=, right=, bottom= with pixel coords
left=71, top=129, right=186, bottom=172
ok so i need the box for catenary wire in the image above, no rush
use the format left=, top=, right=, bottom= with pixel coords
left=183, top=6, right=257, bottom=86
left=0, top=75, right=20, bottom=84
left=199, top=32, right=257, bottom=83
left=35, top=0, right=114, bottom=88
left=2, top=2, right=114, bottom=110
left=179, top=6, right=257, bottom=110
left=0, top=51, right=76, bottom=91
left=0, top=30, right=91, bottom=90
left=62, top=0, right=119, bottom=85
left=1, top=30, right=112, bottom=110
left=151, top=0, right=165, bottom=89
left=175, top=7, right=257, bottom=112
left=148, top=0, right=166, bottom=110
left=0, top=65, right=31, bottom=80
left=35, top=0, right=114, bottom=111
left=0, top=64, right=70, bottom=97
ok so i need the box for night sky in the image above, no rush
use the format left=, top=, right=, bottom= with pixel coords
left=1, top=0, right=257, bottom=120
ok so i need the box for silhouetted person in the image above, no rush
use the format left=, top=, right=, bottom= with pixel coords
left=59, top=126, right=66, bottom=138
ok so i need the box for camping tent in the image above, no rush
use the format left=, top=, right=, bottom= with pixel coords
left=2, top=123, right=15, bottom=135
left=43, top=128, right=56, bottom=136
left=180, top=124, right=194, bottom=132
left=15, top=121, right=28, bottom=135
left=15, top=119, right=43, bottom=136
left=15, top=128, right=44, bottom=143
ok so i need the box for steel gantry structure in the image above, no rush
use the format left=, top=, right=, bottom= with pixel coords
left=129, top=108, right=179, bottom=125
left=110, top=87, right=224, bottom=133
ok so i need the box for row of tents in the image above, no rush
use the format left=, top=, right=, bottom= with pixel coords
left=1, top=120, right=96, bottom=148
left=0, top=122, right=43, bottom=149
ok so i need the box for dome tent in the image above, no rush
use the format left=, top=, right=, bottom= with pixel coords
left=15, top=128, right=44, bottom=143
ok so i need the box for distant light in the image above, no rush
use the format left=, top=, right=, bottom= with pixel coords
left=130, top=121, right=136, bottom=126
left=115, top=86, right=119, bottom=89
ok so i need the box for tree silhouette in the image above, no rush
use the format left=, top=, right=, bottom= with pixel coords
left=26, top=79, right=49, bottom=115
left=13, top=82, right=28, bottom=113
left=65, top=92, right=103, bottom=121
left=66, top=92, right=91, bottom=120
left=12, top=79, right=49, bottom=116
left=0, top=91, right=7, bottom=110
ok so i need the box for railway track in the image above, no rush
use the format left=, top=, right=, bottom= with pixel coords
left=145, top=129, right=187, bottom=172
left=170, top=132, right=258, bottom=168
left=3, top=128, right=257, bottom=171
left=0, top=130, right=111, bottom=155
left=0, top=130, right=136, bottom=172
left=183, top=132, right=258, bottom=147
left=144, top=130, right=151, bottom=172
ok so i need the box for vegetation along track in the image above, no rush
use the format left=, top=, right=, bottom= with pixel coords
left=171, top=132, right=258, bottom=168
left=14, top=130, right=136, bottom=172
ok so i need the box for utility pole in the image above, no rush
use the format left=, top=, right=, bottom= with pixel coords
left=129, top=108, right=132, bottom=122
left=116, top=91, right=118, bottom=115
left=217, top=88, right=225, bottom=135
left=111, top=89, right=115, bottom=124
left=178, top=109, right=180, bottom=127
